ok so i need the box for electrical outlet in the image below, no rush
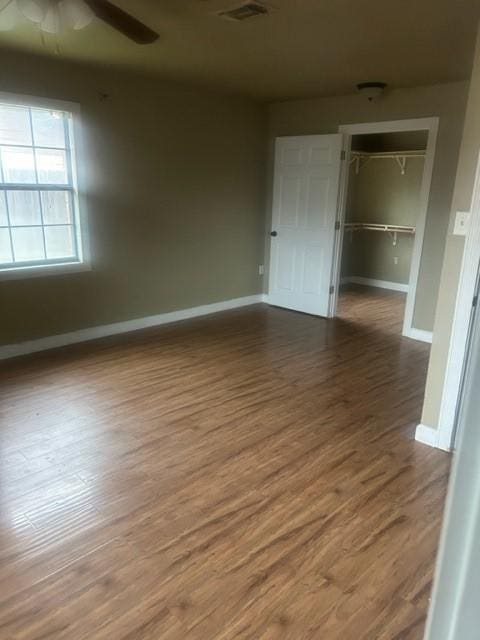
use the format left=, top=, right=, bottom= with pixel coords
left=453, top=211, right=470, bottom=236
left=258, top=264, right=265, bottom=276
left=394, top=257, right=399, bottom=265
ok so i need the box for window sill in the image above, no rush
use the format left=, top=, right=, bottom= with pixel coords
left=0, top=261, right=91, bottom=281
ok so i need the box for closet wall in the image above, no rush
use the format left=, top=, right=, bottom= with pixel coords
left=341, top=132, right=427, bottom=287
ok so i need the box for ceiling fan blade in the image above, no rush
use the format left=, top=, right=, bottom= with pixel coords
left=84, top=0, right=159, bottom=44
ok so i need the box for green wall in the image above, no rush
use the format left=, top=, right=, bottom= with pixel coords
left=268, top=81, right=469, bottom=331
left=0, top=52, right=268, bottom=346
left=0, top=54, right=470, bottom=349
left=342, top=156, right=425, bottom=284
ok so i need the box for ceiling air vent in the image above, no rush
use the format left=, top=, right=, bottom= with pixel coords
left=217, top=2, right=269, bottom=21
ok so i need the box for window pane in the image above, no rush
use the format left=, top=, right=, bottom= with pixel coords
left=11, top=226, right=45, bottom=262
left=1, top=146, right=36, bottom=183
left=7, top=190, right=41, bottom=226
left=35, top=148, right=68, bottom=184
left=44, top=225, right=75, bottom=259
left=0, top=228, right=12, bottom=264
left=41, top=190, right=72, bottom=224
left=31, top=109, right=66, bottom=148
left=0, top=105, right=32, bottom=146
left=0, top=101, right=82, bottom=271
left=0, top=192, right=7, bottom=226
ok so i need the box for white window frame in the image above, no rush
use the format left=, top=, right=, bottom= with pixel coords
left=0, top=91, right=90, bottom=280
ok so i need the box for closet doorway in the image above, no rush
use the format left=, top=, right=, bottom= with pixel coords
left=331, top=119, right=438, bottom=340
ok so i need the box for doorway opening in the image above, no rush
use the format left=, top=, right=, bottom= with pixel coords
left=338, top=130, right=428, bottom=336
left=331, top=118, right=439, bottom=343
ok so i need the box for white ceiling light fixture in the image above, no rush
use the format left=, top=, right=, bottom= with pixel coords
left=18, top=0, right=94, bottom=33
left=0, top=0, right=159, bottom=42
left=357, top=82, right=387, bottom=102
left=0, top=0, right=94, bottom=34
left=17, top=0, right=46, bottom=22
left=61, top=0, right=93, bottom=29
left=0, top=0, right=18, bottom=30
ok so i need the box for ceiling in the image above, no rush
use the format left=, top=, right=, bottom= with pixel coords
left=0, top=0, right=479, bottom=101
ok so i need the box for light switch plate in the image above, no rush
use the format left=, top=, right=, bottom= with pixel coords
left=453, top=210, right=470, bottom=236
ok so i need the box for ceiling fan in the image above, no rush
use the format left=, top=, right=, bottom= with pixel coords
left=0, top=0, right=159, bottom=43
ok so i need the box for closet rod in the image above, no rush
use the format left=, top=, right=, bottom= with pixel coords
left=343, top=222, right=416, bottom=246
left=350, top=150, right=426, bottom=175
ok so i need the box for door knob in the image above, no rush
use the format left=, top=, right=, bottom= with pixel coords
left=270, top=231, right=278, bottom=237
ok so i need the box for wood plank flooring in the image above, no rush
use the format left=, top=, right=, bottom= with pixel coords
left=0, top=285, right=450, bottom=639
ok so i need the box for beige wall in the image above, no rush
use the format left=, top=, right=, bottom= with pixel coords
left=342, top=157, right=424, bottom=284
left=422, top=30, right=480, bottom=428
left=0, top=52, right=267, bottom=346
left=268, top=82, right=469, bottom=331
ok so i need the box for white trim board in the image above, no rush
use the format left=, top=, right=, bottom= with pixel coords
left=415, top=423, right=440, bottom=448
left=0, top=294, right=266, bottom=361
left=344, top=276, right=409, bottom=293
left=335, top=118, right=439, bottom=341
left=404, top=327, right=433, bottom=344
left=423, top=287, right=480, bottom=640
left=437, top=151, right=480, bottom=452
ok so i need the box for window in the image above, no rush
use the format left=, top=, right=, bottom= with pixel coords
left=0, top=95, right=87, bottom=278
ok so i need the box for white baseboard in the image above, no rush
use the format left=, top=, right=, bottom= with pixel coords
left=404, top=327, right=433, bottom=344
left=415, top=423, right=439, bottom=447
left=437, top=427, right=455, bottom=453
left=415, top=423, right=452, bottom=452
left=346, top=276, right=409, bottom=293
left=0, top=294, right=265, bottom=361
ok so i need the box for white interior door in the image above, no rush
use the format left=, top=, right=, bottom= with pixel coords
left=267, top=134, right=343, bottom=316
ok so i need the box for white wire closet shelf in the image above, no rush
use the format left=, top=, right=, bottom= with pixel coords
left=350, top=150, right=426, bottom=175
left=343, top=222, right=416, bottom=246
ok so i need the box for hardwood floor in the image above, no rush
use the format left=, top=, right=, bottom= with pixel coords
left=0, top=285, right=450, bottom=639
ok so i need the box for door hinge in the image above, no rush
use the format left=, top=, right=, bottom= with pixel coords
left=473, top=295, right=478, bottom=308
left=341, top=149, right=346, bottom=161
left=335, top=220, right=341, bottom=230
left=329, top=285, right=335, bottom=294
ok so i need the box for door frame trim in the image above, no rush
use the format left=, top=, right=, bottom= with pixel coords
left=330, top=117, right=439, bottom=341
left=423, top=246, right=480, bottom=639
left=435, top=151, right=480, bottom=451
